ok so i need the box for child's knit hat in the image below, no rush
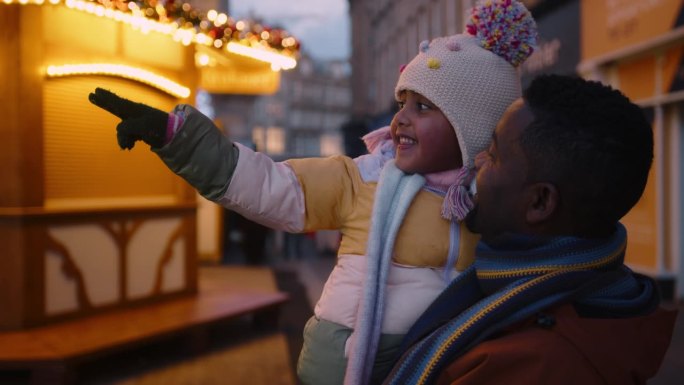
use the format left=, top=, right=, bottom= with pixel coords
left=395, top=0, right=537, bottom=221
left=396, top=0, right=536, bottom=169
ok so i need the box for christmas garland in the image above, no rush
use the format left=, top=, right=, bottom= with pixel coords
left=98, top=1, right=299, bottom=55
left=3, top=0, right=300, bottom=58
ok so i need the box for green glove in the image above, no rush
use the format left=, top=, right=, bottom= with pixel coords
left=89, top=88, right=168, bottom=150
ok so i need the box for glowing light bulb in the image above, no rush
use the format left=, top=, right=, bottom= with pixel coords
left=197, top=54, right=210, bottom=66
left=227, top=42, right=296, bottom=70
left=216, top=13, right=227, bottom=25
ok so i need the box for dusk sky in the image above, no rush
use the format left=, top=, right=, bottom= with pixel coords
left=230, top=0, right=351, bottom=60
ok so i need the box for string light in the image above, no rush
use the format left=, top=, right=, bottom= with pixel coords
left=3, top=0, right=299, bottom=70
left=46, top=63, right=191, bottom=98
left=227, top=42, right=297, bottom=71
left=215, top=12, right=227, bottom=25
left=196, top=54, right=211, bottom=67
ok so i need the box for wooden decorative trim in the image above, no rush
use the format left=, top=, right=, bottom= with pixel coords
left=183, top=214, right=199, bottom=294
left=101, top=219, right=145, bottom=246
left=45, top=234, right=92, bottom=311
left=152, top=221, right=186, bottom=295
left=101, top=221, right=126, bottom=302
left=7, top=205, right=197, bottom=328
left=100, top=219, right=144, bottom=302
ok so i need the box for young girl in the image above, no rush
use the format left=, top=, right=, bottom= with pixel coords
left=89, top=2, right=536, bottom=384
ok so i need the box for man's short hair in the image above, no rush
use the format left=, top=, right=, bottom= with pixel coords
left=521, top=75, right=653, bottom=232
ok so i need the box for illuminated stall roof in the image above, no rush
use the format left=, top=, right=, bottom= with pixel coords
left=2, top=0, right=299, bottom=72
left=46, top=63, right=192, bottom=97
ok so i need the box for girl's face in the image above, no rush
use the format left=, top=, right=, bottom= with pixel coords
left=390, top=90, right=462, bottom=174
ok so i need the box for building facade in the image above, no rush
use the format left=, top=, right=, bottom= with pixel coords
left=576, top=0, right=684, bottom=300
left=214, top=54, right=352, bottom=160
left=348, top=0, right=475, bottom=123
left=267, top=55, right=352, bottom=158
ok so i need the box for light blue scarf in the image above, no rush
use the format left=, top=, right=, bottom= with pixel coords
left=344, top=160, right=425, bottom=385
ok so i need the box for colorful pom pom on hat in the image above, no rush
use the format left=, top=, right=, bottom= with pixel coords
left=395, top=0, right=537, bottom=221
left=466, top=0, right=537, bottom=67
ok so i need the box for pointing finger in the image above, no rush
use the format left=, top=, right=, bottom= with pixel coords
left=89, top=88, right=138, bottom=119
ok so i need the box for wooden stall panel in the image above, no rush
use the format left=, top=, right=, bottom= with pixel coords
left=127, top=218, right=185, bottom=299
left=42, top=4, right=118, bottom=59
left=46, top=224, right=120, bottom=315
left=123, top=23, right=187, bottom=72
left=43, top=76, right=181, bottom=208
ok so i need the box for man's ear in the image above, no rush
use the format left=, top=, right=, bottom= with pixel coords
left=526, top=182, right=559, bottom=224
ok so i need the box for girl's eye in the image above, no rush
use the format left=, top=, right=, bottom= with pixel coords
left=417, top=102, right=430, bottom=111
left=397, top=101, right=405, bottom=110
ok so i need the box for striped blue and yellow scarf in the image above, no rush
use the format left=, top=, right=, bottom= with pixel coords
left=385, top=223, right=659, bottom=385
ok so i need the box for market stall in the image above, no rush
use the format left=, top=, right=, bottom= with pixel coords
left=0, top=0, right=298, bottom=330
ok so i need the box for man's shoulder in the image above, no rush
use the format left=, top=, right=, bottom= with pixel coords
left=438, top=304, right=676, bottom=385
left=436, top=306, right=601, bottom=385
left=469, top=306, right=588, bottom=359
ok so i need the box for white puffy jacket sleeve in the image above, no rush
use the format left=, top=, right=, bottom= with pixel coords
left=153, top=104, right=305, bottom=232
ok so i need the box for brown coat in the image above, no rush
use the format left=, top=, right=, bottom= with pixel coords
left=436, top=304, right=677, bottom=385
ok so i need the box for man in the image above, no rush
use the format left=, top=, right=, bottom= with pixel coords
left=384, top=75, right=677, bottom=385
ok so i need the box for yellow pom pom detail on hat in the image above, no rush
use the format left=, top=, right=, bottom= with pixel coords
left=427, top=58, right=441, bottom=69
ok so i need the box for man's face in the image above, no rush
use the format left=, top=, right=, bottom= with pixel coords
left=466, top=99, right=534, bottom=241
left=390, top=90, right=462, bottom=174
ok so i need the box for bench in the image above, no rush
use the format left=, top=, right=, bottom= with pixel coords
left=0, top=266, right=289, bottom=385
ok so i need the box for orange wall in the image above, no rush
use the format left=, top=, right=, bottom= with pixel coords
left=621, top=149, right=659, bottom=268
left=580, top=0, right=684, bottom=270
left=581, top=0, right=683, bottom=60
